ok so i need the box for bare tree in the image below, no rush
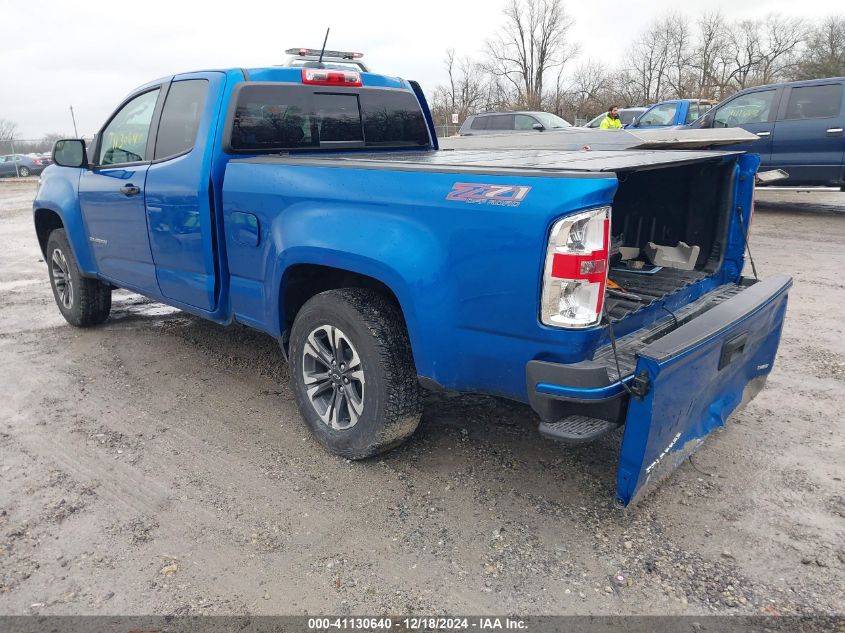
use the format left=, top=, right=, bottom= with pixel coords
left=793, top=14, right=845, bottom=79
left=725, top=19, right=763, bottom=90
left=569, top=59, right=613, bottom=116
left=627, top=20, right=671, bottom=103
left=662, top=13, right=693, bottom=98
left=431, top=49, right=491, bottom=131
left=485, top=0, right=578, bottom=110
left=0, top=119, right=18, bottom=142
left=756, top=14, right=808, bottom=84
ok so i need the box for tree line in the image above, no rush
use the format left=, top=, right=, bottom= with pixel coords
left=0, top=121, right=64, bottom=155
left=429, top=0, right=845, bottom=127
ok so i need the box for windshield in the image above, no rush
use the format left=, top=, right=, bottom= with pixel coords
left=534, top=113, right=571, bottom=128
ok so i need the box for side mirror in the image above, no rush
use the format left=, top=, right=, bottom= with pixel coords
left=532, top=123, right=545, bottom=131
left=52, top=139, right=88, bottom=168
left=631, top=117, right=640, bottom=127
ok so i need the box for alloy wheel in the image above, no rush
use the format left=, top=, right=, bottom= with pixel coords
left=51, top=248, right=73, bottom=310
left=301, top=325, right=365, bottom=430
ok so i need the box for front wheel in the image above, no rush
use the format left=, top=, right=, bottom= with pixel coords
left=46, top=229, right=112, bottom=327
left=289, top=288, right=422, bottom=459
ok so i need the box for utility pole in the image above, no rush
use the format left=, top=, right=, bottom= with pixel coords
left=10, top=137, right=19, bottom=177
left=69, top=106, right=79, bottom=138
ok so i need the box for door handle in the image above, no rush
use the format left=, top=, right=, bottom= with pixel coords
left=119, top=184, right=141, bottom=196
left=756, top=131, right=771, bottom=137
left=826, top=127, right=844, bottom=136
left=719, top=332, right=748, bottom=370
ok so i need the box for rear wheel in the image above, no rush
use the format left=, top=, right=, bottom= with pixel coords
left=18, top=166, right=31, bottom=177
left=289, top=288, right=422, bottom=459
left=46, top=229, right=111, bottom=327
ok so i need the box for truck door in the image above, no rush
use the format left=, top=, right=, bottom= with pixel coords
left=144, top=72, right=225, bottom=312
left=770, top=82, right=845, bottom=185
left=79, top=87, right=162, bottom=295
left=709, top=88, right=780, bottom=164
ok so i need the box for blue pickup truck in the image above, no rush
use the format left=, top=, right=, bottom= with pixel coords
left=34, top=62, right=791, bottom=506
left=627, top=99, right=715, bottom=130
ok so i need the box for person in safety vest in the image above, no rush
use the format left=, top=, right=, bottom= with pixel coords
left=599, top=105, right=623, bottom=130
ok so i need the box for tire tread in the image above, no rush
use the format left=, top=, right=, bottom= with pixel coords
left=46, top=229, right=111, bottom=327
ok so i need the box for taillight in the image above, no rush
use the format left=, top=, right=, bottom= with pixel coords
left=301, top=67, right=362, bottom=87
left=541, top=206, right=611, bottom=328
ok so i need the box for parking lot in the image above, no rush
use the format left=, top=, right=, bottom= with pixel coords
left=0, top=178, right=843, bottom=616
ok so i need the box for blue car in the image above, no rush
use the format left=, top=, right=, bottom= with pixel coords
left=34, top=59, right=791, bottom=506
left=688, top=77, right=845, bottom=187
left=627, top=99, right=715, bottom=129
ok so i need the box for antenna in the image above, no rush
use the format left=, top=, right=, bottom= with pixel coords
left=317, top=27, right=330, bottom=65
left=69, top=106, right=79, bottom=138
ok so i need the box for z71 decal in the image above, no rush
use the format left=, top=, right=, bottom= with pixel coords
left=446, top=183, right=532, bottom=207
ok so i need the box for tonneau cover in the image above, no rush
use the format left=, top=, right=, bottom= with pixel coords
left=439, top=127, right=759, bottom=151
left=234, top=148, right=742, bottom=176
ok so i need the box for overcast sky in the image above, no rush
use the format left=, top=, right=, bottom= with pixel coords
left=1, top=0, right=840, bottom=138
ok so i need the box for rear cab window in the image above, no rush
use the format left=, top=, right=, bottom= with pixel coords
left=226, top=83, right=431, bottom=152
left=782, top=83, right=844, bottom=120
left=154, top=79, right=208, bottom=159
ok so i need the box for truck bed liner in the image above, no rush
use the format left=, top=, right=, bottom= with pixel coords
left=597, top=282, right=746, bottom=381
left=606, top=268, right=711, bottom=321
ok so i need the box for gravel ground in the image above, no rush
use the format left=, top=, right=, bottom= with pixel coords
left=0, top=178, right=843, bottom=617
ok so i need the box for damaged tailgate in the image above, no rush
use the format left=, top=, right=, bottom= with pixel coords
left=616, top=275, right=792, bottom=506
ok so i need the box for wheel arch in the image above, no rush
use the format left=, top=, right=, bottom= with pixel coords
left=33, top=208, right=65, bottom=257
left=279, top=263, right=411, bottom=354
left=33, top=169, right=97, bottom=275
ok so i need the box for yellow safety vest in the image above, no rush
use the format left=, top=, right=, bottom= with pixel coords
left=599, top=115, right=623, bottom=130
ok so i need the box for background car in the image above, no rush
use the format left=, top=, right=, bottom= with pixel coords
left=583, top=107, right=647, bottom=128
left=688, top=77, right=845, bottom=187
left=0, top=154, right=49, bottom=177
left=459, top=111, right=572, bottom=135
left=627, top=99, right=715, bottom=129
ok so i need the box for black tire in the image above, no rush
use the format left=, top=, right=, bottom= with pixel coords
left=289, top=288, right=422, bottom=459
left=18, top=166, right=31, bottom=177
left=46, top=229, right=111, bottom=327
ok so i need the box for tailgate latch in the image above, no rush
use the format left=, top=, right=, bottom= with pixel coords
left=629, top=369, right=651, bottom=399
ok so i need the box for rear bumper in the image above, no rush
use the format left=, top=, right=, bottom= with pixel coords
left=526, top=275, right=792, bottom=427
left=526, top=357, right=630, bottom=425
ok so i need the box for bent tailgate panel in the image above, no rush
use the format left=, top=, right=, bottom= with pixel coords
left=616, top=275, right=792, bottom=506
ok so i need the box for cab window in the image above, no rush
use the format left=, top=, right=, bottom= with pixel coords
left=514, top=114, right=538, bottom=130
left=783, top=84, right=843, bottom=120
left=685, top=104, right=701, bottom=124
left=713, top=91, right=775, bottom=127
left=228, top=84, right=429, bottom=152
left=486, top=114, right=514, bottom=131
left=639, top=102, right=678, bottom=126
left=99, top=89, right=160, bottom=165
left=470, top=116, right=489, bottom=130
left=154, top=80, right=208, bottom=160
